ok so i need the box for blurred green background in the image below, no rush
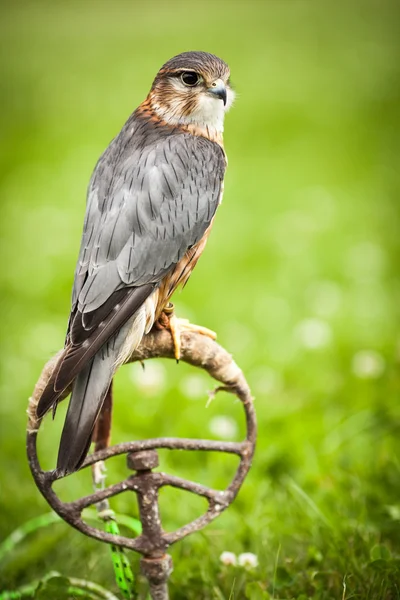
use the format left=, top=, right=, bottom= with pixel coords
left=1, top=1, right=400, bottom=598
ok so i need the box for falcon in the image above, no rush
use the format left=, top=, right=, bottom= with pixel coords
left=36, top=51, right=235, bottom=476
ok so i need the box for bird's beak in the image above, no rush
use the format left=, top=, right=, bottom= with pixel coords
left=208, top=79, right=227, bottom=106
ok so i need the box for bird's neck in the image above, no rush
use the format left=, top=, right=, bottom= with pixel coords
left=137, top=97, right=224, bottom=147
left=181, top=122, right=224, bottom=146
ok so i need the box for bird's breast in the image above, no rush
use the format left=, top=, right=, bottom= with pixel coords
left=155, top=220, right=215, bottom=319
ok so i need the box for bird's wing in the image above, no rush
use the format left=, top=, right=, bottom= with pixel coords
left=37, top=121, right=226, bottom=417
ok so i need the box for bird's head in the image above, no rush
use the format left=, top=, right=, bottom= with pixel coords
left=147, top=51, right=235, bottom=137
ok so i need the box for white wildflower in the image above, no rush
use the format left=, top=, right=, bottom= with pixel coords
left=295, top=318, right=332, bottom=349
left=209, top=416, right=238, bottom=439
left=352, top=350, right=385, bottom=379
left=238, top=552, right=259, bottom=569
left=220, top=551, right=237, bottom=566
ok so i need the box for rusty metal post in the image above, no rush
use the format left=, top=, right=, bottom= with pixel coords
left=127, top=450, right=172, bottom=599
left=140, top=555, right=173, bottom=600
left=27, top=329, right=257, bottom=599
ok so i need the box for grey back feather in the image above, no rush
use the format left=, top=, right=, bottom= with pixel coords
left=72, top=114, right=226, bottom=315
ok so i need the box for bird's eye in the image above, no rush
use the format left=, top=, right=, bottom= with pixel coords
left=181, top=72, right=199, bottom=87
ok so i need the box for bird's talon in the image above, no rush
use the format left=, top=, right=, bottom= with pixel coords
left=168, top=314, right=182, bottom=361
left=168, top=315, right=217, bottom=361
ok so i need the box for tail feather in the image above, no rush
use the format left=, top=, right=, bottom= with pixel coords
left=56, top=313, right=142, bottom=476
left=56, top=353, right=111, bottom=475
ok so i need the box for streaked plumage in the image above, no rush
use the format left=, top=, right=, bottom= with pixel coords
left=36, top=51, right=234, bottom=475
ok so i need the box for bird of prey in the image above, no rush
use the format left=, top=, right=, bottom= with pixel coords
left=36, top=51, right=235, bottom=476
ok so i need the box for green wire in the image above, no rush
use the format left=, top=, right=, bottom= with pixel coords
left=83, top=509, right=142, bottom=536
left=103, top=513, right=136, bottom=599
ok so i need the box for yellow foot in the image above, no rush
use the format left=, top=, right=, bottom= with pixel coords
left=169, top=316, right=217, bottom=361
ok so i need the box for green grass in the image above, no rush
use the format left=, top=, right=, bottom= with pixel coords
left=1, top=1, right=400, bottom=598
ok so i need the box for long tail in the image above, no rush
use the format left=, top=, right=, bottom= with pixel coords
left=56, top=313, right=144, bottom=476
